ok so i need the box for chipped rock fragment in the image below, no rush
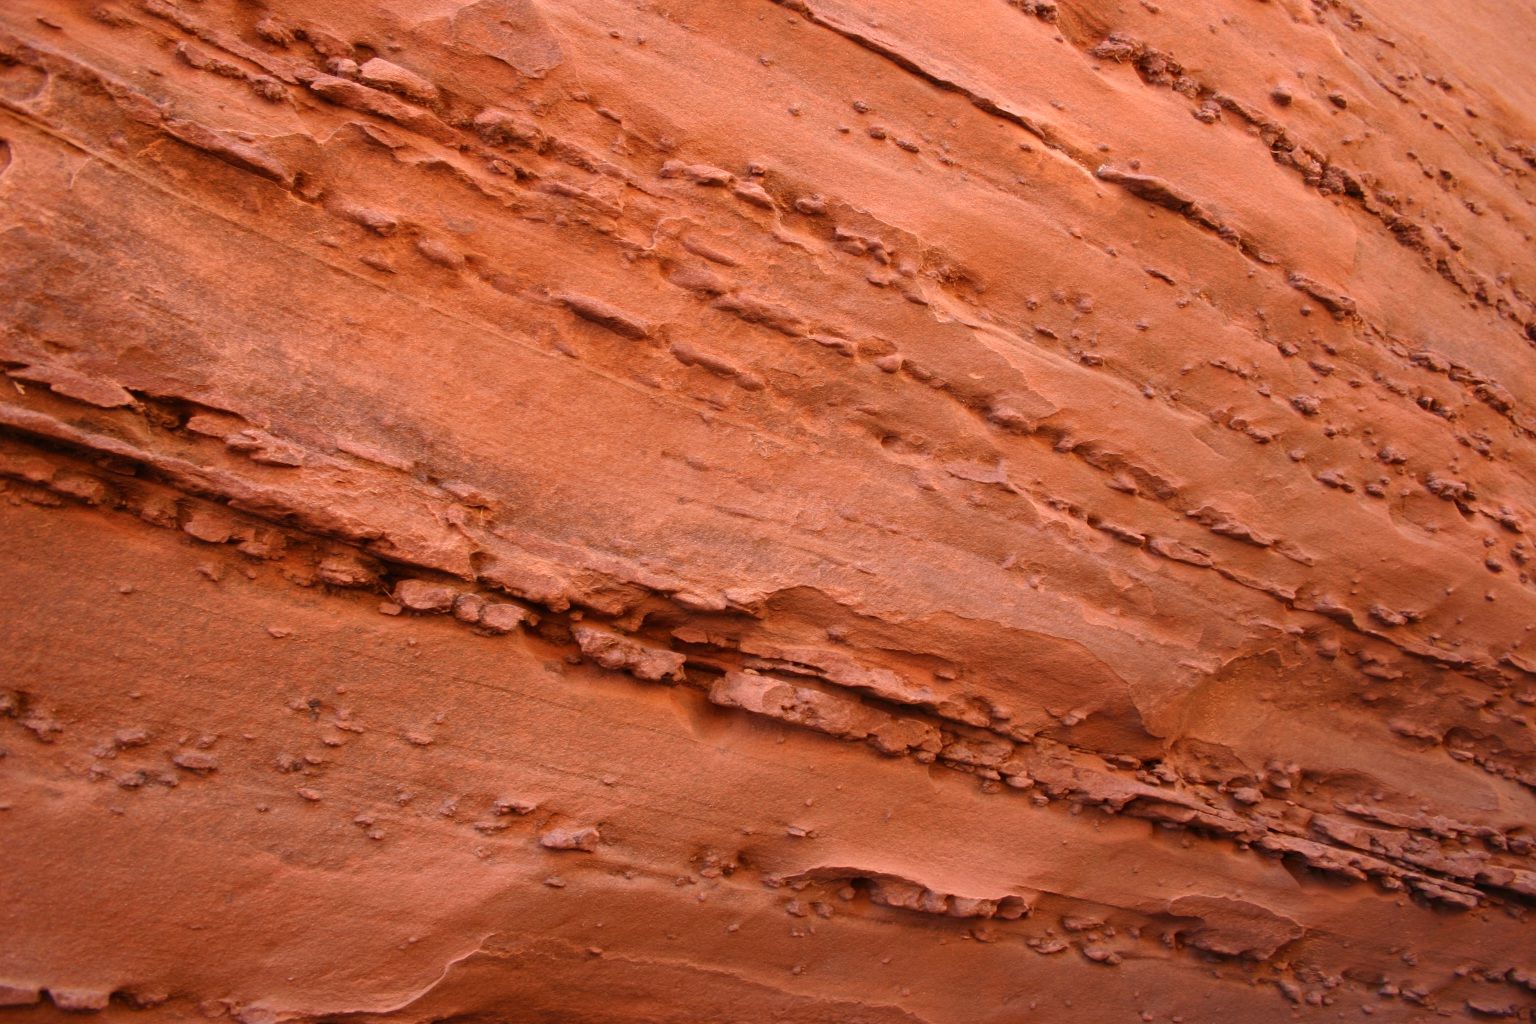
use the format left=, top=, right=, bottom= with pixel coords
left=540, top=826, right=601, bottom=852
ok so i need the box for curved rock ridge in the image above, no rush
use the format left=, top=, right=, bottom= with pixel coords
left=1, top=0, right=1534, bottom=1021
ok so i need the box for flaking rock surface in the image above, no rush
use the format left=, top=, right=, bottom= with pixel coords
left=2, top=0, right=1536, bottom=1020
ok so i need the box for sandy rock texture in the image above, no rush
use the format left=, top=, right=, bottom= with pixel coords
left=2, top=0, right=1535, bottom=1020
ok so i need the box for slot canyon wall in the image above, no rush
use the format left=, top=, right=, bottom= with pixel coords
left=2, top=0, right=1535, bottom=1020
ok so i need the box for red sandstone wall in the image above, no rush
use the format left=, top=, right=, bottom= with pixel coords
left=2, top=0, right=1536, bottom=1020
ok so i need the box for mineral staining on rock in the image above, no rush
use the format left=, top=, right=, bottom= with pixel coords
left=1, top=0, right=1535, bottom=1021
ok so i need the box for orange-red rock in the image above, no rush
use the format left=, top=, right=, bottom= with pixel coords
left=1, top=0, right=1534, bottom=1021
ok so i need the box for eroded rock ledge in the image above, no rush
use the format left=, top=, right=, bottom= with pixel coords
left=1, top=0, right=1535, bottom=1020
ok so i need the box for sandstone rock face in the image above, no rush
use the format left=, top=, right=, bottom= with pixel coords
left=1, top=0, right=1535, bottom=1021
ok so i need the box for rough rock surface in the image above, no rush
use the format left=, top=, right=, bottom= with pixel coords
left=1, top=0, right=1535, bottom=1021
